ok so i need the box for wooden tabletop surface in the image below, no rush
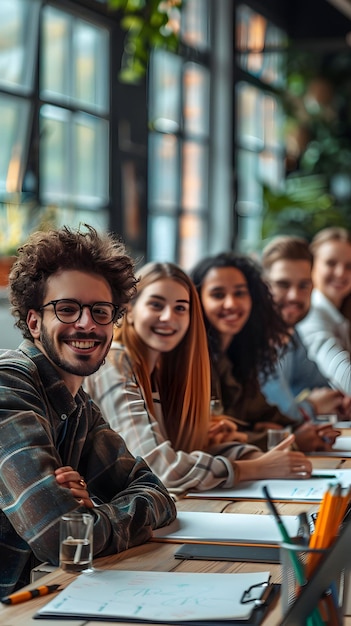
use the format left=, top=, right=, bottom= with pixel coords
left=2, top=452, right=351, bottom=626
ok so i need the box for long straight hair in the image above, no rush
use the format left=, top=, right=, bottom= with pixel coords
left=113, top=262, right=211, bottom=452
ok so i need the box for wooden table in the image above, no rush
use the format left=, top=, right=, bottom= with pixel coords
left=2, top=455, right=351, bottom=626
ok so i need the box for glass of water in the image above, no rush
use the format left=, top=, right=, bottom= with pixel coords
left=59, top=512, right=94, bottom=573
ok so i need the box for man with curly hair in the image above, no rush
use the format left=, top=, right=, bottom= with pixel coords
left=0, top=224, right=176, bottom=598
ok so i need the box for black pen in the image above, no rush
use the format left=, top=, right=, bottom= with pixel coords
left=1, top=583, right=60, bottom=605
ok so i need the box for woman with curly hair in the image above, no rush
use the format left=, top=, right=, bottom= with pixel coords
left=191, top=252, right=338, bottom=452
left=85, top=261, right=314, bottom=496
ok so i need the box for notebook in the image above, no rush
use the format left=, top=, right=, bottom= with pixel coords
left=152, top=511, right=299, bottom=546
left=35, top=569, right=276, bottom=624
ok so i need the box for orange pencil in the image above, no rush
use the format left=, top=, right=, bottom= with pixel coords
left=307, top=485, right=338, bottom=577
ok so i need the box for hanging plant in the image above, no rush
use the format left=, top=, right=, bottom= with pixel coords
left=108, top=0, right=182, bottom=83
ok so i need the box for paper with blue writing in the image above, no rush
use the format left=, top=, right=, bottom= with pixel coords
left=35, top=569, right=271, bottom=622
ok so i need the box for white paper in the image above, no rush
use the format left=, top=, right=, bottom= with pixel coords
left=36, top=569, right=271, bottom=622
left=185, top=469, right=351, bottom=502
left=333, top=436, right=351, bottom=451
left=152, top=511, right=299, bottom=544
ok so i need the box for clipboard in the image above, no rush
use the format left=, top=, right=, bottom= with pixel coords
left=35, top=569, right=278, bottom=625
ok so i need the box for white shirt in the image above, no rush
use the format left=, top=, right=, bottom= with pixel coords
left=297, top=289, right=351, bottom=393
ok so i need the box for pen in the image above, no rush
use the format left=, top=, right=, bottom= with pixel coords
left=1, top=583, right=60, bottom=605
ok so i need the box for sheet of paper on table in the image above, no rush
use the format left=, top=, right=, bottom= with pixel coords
left=35, top=569, right=273, bottom=623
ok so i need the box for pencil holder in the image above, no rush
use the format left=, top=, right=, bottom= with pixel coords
left=280, top=539, right=344, bottom=625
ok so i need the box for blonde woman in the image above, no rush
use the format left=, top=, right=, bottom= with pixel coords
left=297, top=227, right=351, bottom=394
left=85, top=262, right=312, bottom=496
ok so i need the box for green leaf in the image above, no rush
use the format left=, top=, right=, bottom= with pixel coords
left=120, top=15, right=144, bottom=31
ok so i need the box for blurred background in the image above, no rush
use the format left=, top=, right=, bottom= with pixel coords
left=1, top=0, right=351, bottom=347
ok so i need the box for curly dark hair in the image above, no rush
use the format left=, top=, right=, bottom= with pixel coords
left=9, top=224, right=137, bottom=340
left=190, top=252, right=289, bottom=384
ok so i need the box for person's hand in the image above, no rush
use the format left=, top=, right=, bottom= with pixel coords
left=337, top=394, right=351, bottom=418
left=207, top=416, right=248, bottom=445
left=294, top=422, right=341, bottom=452
left=307, top=387, right=347, bottom=416
left=235, top=435, right=312, bottom=481
left=55, top=466, right=94, bottom=509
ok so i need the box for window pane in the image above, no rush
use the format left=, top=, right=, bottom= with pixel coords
left=236, top=83, right=264, bottom=150
left=149, top=51, right=182, bottom=133
left=41, top=7, right=70, bottom=102
left=0, top=0, right=40, bottom=93
left=148, top=134, right=179, bottom=210
left=262, top=94, right=283, bottom=149
left=182, top=141, right=208, bottom=211
left=40, top=105, right=109, bottom=208
left=259, top=150, right=284, bottom=189
left=40, top=106, right=68, bottom=202
left=181, top=0, right=210, bottom=50
left=148, top=215, right=177, bottom=263
left=183, top=63, right=210, bottom=137
left=74, top=113, right=109, bottom=206
left=179, top=214, right=206, bottom=270
left=74, top=21, right=109, bottom=111
left=236, top=4, right=287, bottom=88
left=41, top=6, right=109, bottom=112
left=0, top=94, right=31, bottom=195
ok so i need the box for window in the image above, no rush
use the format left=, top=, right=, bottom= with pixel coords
left=0, top=0, right=111, bottom=255
left=40, top=5, right=110, bottom=219
left=234, top=4, right=287, bottom=253
left=147, top=0, right=211, bottom=270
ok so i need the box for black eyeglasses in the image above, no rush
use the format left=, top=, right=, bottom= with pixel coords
left=39, top=299, right=119, bottom=325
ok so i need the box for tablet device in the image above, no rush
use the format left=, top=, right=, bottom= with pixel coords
left=174, top=543, right=280, bottom=563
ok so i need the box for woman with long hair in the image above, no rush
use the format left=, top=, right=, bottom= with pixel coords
left=85, top=261, right=313, bottom=495
left=191, top=252, right=339, bottom=452
left=297, top=227, right=351, bottom=394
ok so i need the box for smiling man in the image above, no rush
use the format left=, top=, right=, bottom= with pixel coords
left=0, top=225, right=176, bottom=599
left=260, top=235, right=351, bottom=422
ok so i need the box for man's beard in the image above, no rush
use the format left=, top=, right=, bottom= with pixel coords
left=39, top=324, right=111, bottom=377
left=279, top=303, right=307, bottom=327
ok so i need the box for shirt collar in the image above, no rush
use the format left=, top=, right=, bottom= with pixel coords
left=311, top=289, right=347, bottom=324
left=18, top=339, right=78, bottom=419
